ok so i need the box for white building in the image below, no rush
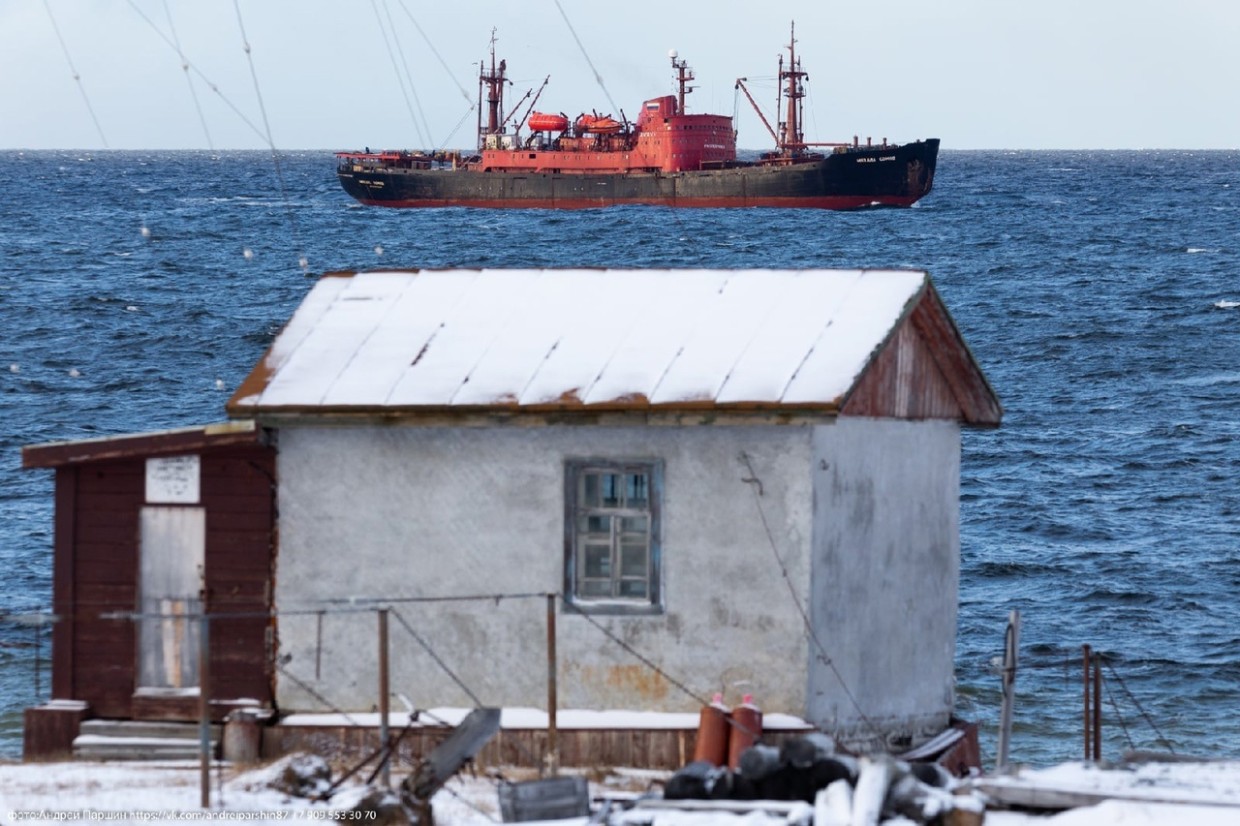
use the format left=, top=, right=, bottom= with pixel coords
left=227, top=268, right=1001, bottom=752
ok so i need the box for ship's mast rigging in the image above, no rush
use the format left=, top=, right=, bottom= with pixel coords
left=670, top=51, right=694, bottom=114
left=477, top=28, right=508, bottom=147
left=778, top=21, right=807, bottom=154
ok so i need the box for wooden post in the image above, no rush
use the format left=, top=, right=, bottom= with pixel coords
left=996, top=609, right=1020, bottom=772
left=1092, top=653, right=1102, bottom=762
left=1082, top=644, right=1091, bottom=761
left=199, top=613, right=211, bottom=809
left=546, top=594, right=559, bottom=777
left=379, top=608, right=391, bottom=788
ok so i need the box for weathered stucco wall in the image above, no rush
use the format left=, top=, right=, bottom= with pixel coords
left=808, top=417, right=961, bottom=748
left=274, top=425, right=814, bottom=716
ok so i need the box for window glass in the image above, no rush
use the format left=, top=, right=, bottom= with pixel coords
left=626, top=474, right=648, bottom=508
left=566, top=460, right=662, bottom=612
left=601, top=473, right=622, bottom=507
left=618, top=580, right=647, bottom=599
left=584, top=544, right=612, bottom=578
left=619, top=542, right=647, bottom=577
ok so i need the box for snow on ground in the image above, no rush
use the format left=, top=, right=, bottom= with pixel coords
left=2, top=758, right=1240, bottom=825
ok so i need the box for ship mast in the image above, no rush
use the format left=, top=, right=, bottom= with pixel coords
left=477, top=29, right=508, bottom=148
left=780, top=21, right=807, bottom=155
left=669, top=50, right=694, bottom=114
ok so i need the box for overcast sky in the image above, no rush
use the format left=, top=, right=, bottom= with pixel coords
left=2, top=0, right=1237, bottom=151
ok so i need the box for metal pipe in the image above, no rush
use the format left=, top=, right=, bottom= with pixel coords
left=1082, top=644, right=1091, bottom=761
left=546, top=594, right=559, bottom=777
left=379, top=608, right=391, bottom=788
left=996, top=610, right=1020, bottom=771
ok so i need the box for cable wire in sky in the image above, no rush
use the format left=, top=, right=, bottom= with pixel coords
left=42, top=0, right=109, bottom=147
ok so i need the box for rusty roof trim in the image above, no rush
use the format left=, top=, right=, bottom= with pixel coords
left=22, top=420, right=265, bottom=469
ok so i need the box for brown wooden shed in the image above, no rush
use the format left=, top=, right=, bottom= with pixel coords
left=20, top=421, right=276, bottom=758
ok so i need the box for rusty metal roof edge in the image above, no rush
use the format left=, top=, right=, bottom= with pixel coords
left=22, top=420, right=264, bottom=469
left=233, top=403, right=845, bottom=429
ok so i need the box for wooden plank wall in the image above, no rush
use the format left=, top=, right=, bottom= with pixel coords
left=203, top=447, right=277, bottom=712
left=62, top=461, right=141, bottom=717
left=53, top=444, right=276, bottom=720
left=262, top=726, right=809, bottom=771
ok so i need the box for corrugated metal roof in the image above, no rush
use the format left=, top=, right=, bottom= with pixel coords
left=228, top=268, right=931, bottom=415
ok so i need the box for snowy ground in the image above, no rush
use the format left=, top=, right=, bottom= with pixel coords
left=2, top=757, right=1240, bottom=825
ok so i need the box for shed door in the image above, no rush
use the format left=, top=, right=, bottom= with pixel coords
left=137, top=506, right=205, bottom=690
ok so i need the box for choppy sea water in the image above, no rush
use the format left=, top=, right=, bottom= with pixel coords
left=1, top=149, right=1238, bottom=765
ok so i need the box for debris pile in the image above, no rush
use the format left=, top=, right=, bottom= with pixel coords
left=662, top=734, right=984, bottom=825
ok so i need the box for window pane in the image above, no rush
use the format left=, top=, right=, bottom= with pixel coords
left=582, top=474, right=600, bottom=507
left=601, top=474, right=621, bottom=507
left=583, top=544, right=611, bottom=578
left=625, top=473, right=649, bottom=508
left=580, top=580, right=611, bottom=597
left=618, top=580, right=648, bottom=598
left=578, top=514, right=610, bottom=535
left=620, top=542, right=648, bottom=577
left=619, top=516, right=647, bottom=535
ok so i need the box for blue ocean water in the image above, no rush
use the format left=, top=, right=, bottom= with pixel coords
left=1, top=149, right=1238, bottom=765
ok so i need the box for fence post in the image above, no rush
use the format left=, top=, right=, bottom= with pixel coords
left=996, top=609, right=1020, bottom=772
left=1092, top=652, right=1102, bottom=762
left=200, top=613, right=211, bottom=809
left=379, top=608, right=391, bottom=788
left=546, top=594, right=559, bottom=777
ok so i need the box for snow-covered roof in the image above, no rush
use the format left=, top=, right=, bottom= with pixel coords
left=228, top=269, right=1000, bottom=424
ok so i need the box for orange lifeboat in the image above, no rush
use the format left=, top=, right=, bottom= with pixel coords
left=528, top=111, right=569, bottom=133
left=575, top=114, right=624, bottom=134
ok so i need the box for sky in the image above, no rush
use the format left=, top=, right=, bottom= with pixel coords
left=0, top=0, right=1237, bottom=151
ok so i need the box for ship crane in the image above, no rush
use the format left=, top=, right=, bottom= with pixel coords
left=737, top=21, right=850, bottom=157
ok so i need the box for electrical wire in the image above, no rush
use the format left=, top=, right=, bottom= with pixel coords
left=737, top=450, right=881, bottom=742
left=389, top=608, right=484, bottom=707
left=552, top=0, right=620, bottom=119
left=1102, top=657, right=1176, bottom=755
left=231, top=0, right=308, bottom=273
left=123, top=0, right=266, bottom=144
left=161, top=0, right=214, bottom=150
left=42, top=0, right=108, bottom=147
left=368, top=0, right=429, bottom=147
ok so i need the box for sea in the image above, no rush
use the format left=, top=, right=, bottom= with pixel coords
left=1, top=149, right=1238, bottom=767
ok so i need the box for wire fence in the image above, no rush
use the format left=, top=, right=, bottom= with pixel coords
left=1, top=591, right=1178, bottom=770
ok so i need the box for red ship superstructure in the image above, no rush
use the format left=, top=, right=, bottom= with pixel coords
left=471, top=41, right=734, bottom=175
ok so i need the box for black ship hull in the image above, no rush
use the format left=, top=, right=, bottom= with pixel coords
left=337, top=139, right=939, bottom=210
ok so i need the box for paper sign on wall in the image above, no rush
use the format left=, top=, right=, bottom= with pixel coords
left=146, top=455, right=201, bottom=504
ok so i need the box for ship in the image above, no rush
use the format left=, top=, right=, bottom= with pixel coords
left=335, top=24, right=938, bottom=210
